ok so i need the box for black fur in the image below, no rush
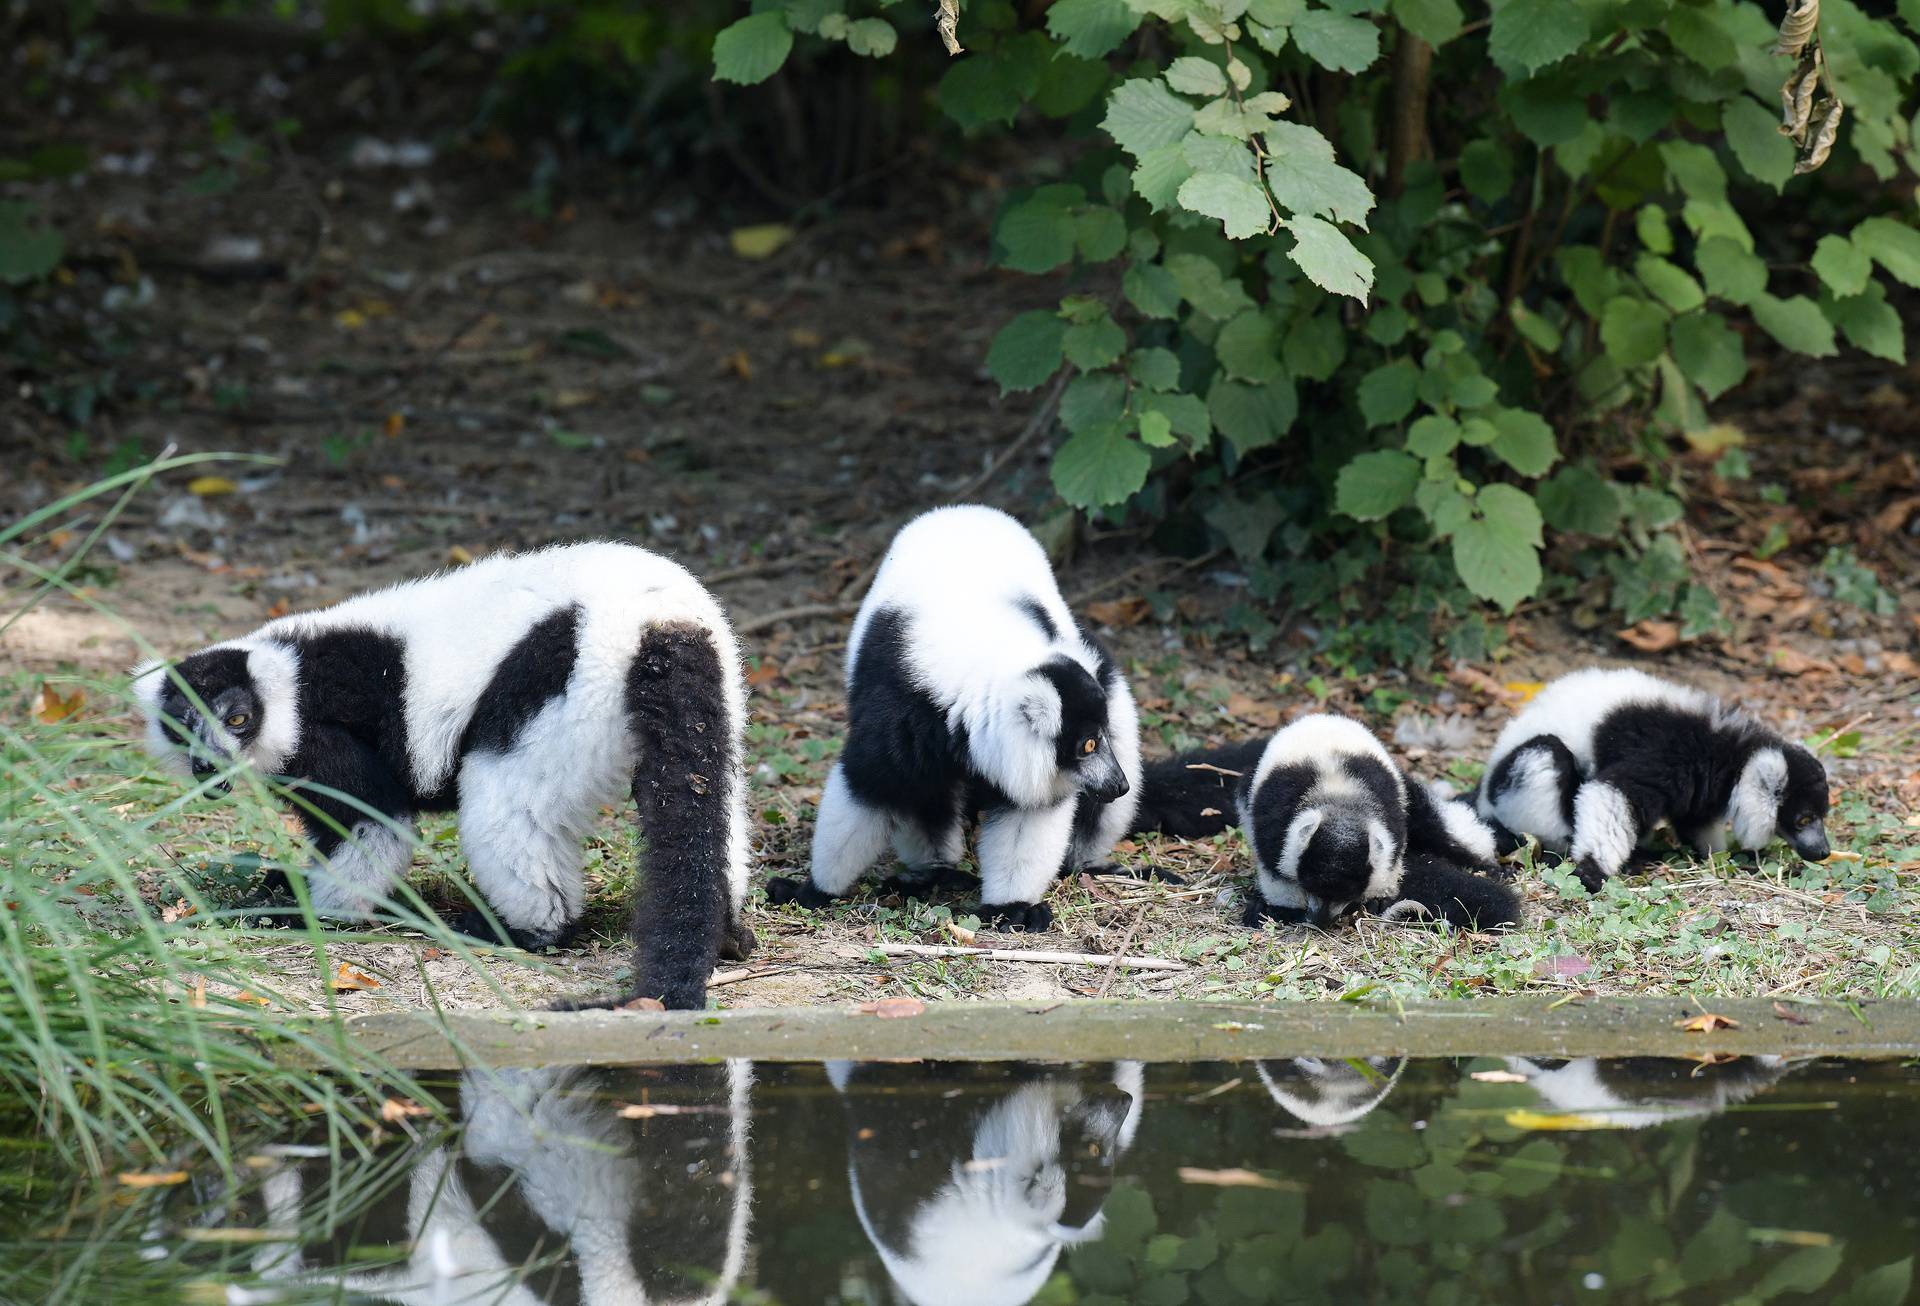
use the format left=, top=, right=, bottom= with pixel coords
left=1482, top=733, right=1581, bottom=849
left=1380, top=853, right=1522, bottom=930
left=836, top=606, right=971, bottom=856
left=1130, top=739, right=1269, bottom=839
left=1247, top=754, right=1406, bottom=910
left=459, top=605, right=580, bottom=756
left=1404, top=777, right=1515, bottom=880
left=1016, top=595, right=1059, bottom=642
left=1035, top=654, right=1113, bottom=772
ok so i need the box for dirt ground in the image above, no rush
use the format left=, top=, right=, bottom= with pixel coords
left=7, top=28, right=1920, bottom=1011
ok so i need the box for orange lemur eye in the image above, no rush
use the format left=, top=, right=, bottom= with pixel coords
left=1082, top=738, right=1098, bottom=755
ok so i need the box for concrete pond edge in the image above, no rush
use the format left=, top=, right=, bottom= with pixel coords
left=300, top=997, right=1920, bottom=1069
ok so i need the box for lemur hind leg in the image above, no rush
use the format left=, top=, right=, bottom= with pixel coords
left=769, top=760, right=891, bottom=908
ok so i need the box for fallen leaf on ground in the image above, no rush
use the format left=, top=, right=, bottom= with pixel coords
left=36, top=683, right=84, bottom=724
left=1617, top=620, right=1680, bottom=652
left=380, top=1097, right=431, bottom=1122
left=1675, top=1012, right=1739, bottom=1032
left=383, top=412, right=406, bottom=438
left=1470, top=1069, right=1529, bottom=1084
left=232, top=991, right=271, bottom=1008
left=940, top=920, right=976, bottom=946
left=1772, top=1002, right=1811, bottom=1026
left=162, top=899, right=196, bottom=924
left=1503, top=681, right=1545, bottom=704
left=729, top=224, right=794, bottom=260
left=188, top=475, right=238, bottom=497
left=117, top=1171, right=190, bottom=1187
left=722, top=349, right=753, bottom=380
left=1086, top=597, right=1150, bottom=627
left=1177, top=1166, right=1297, bottom=1189
left=617, top=996, right=667, bottom=1012
left=859, top=997, right=926, bottom=1019
left=745, top=659, right=782, bottom=686
left=331, top=963, right=381, bottom=992
left=446, top=545, right=474, bottom=566
left=1223, top=693, right=1282, bottom=729
left=1503, top=1109, right=1621, bottom=1131
left=1532, top=954, right=1591, bottom=980
left=1769, top=646, right=1835, bottom=676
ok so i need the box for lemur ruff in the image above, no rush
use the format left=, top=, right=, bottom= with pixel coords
left=134, top=542, right=753, bottom=1011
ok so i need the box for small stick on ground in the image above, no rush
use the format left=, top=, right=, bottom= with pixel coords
left=736, top=600, right=860, bottom=637
left=1098, top=907, right=1151, bottom=998
left=876, top=942, right=1187, bottom=971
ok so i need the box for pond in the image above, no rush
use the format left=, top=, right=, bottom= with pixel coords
left=11, top=1055, right=1916, bottom=1304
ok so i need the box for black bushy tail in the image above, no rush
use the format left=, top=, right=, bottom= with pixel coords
left=1131, top=739, right=1268, bottom=839
left=1383, top=854, right=1522, bottom=931
left=618, top=621, right=737, bottom=1011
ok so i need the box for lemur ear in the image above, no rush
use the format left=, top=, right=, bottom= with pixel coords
left=1288, top=807, right=1324, bottom=845
left=1018, top=681, right=1063, bottom=739
left=1749, top=748, right=1789, bottom=801
left=1367, top=820, right=1397, bottom=875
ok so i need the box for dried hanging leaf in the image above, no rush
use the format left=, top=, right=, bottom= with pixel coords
left=380, top=1097, right=431, bottom=1122
left=188, top=475, right=238, bottom=497
left=331, top=963, right=381, bottom=992
left=1617, top=620, right=1681, bottom=652
left=1177, top=1166, right=1296, bottom=1189
left=859, top=996, right=927, bottom=1019
left=1794, top=98, right=1844, bottom=174
left=1780, top=58, right=1819, bottom=140
left=1469, top=1069, right=1529, bottom=1084
left=1675, top=1011, right=1740, bottom=1033
left=936, top=0, right=963, bottom=54
left=35, top=683, right=84, bottom=724
left=117, top=1170, right=191, bottom=1187
left=1773, top=0, right=1819, bottom=57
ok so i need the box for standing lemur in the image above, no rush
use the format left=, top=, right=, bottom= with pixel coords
left=134, top=542, right=753, bottom=1011
left=1134, top=713, right=1520, bottom=930
left=767, top=505, right=1154, bottom=932
left=1476, top=667, right=1831, bottom=892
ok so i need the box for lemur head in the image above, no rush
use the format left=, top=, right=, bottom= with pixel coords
left=1014, top=655, right=1128, bottom=804
left=133, top=641, right=301, bottom=779
left=1776, top=743, right=1831, bottom=861
left=1280, top=805, right=1398, bottom=911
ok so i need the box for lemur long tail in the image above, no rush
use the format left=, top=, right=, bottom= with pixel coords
left=1386, top=854, right=1522, bottom=930
left=1130, top=739, right=1268, bottom=838
left=607, top=621, right=742, bottom=1011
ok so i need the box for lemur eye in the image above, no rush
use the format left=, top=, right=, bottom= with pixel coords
left=1082, top=738, right=1098, bottom=755
left=226, top=712, right=251, bottom=729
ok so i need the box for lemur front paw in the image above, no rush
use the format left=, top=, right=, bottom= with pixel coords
left=450, top=910, right=580, bottom=952
left=1075, top=861, right=1188, bottom=886
left=881, top=863, right=979, bottom=899
left=979, top=901, right=1054, bottom=933
left=1242, top=897, right=1314, bottom=928
left=1570, top=858, right=1609, bottom=895
left=765, top=876, right=838, bottom=909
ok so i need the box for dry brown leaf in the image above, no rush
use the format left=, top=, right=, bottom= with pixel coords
left=859, top=997, right=926, bottom=1019
left=1177, top=1166, right=1295, bottom=1189
left=264, top=597, right=291, bottom=619
left=1503, top=681, right=1546, bottom=704
left=722, top=349, right=753, bottom=380
left=1446, top=664, right=1510, bottom=700
left=1223, top=693, right=1282, bottom=729
left=232, top=990, right=271, bottom=1008
left=1675, top=1012, right=1739, bottom=1033
left=118, top=1170, right=190, bottom=1188
left=1883, top=651, right=1918, bottom=678
left=617, top=996, right=667, bottom=1012
left=331, top=963, right=381, bottom=992
left=162, top=899, right=196, bottom=925
left=745, top=659, right=782, bottom=687
left=1617, top=621, right=1681, bottom=652
left=35, top=683, right=84, bottom=724
left=940, top=919, right=977, bottom=946
left=381, top=1097, right=431, bottom=1122
left=1769, top=646, right=1835, bottom=677
left=383, top=412, right=406, bottom=439
left=1086, top=597, right=1150, bottom=628
left=1772, top=1001, right=1812, bottom=1026
left=446, top=545, right=474, bottom=566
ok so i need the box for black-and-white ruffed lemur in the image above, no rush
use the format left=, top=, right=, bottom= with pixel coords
left=134, top=541, right=753, bottom=1010
left=768, top=505, right=1162, bottom=933
left=1135, top=713, right=1520, bottom=930
left=1475, top=667, right=1831, bottom=892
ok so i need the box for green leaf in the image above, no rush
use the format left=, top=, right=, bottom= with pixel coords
left=1600, top=296, right=1669, bottom=368
left=1046, top=0, right=1142, bottom=57
left=1131, top=143, right=1195, bottom=212
left=1183, top=131, right=1256, bottom=178
left=1636, top=204, right=1672, bottom=254
left=1076, top=208, right=1129, bottom=262
left=1723, top=94, right=1795, bottom=191
left=844, top=17, right=896, bottom=56
left=1208, top=376, right=1297, bottom=456
left=986, top=310, right=1067, bottom=393
left=1032, top=53, right=1111, bottom=117
left=1827, top=284, right=1906, bottom=363
left=1406, top=414, right=1461, bottom=457
left=1509, top=302, right=1563, bottom=352
left=1489, top=0, right=1588, bottom=73
left=1139, top=390, right=1213, bottom=445
left=1453, top=484, right=1543, bottom=611
left=1284, top=312, right=1347, bottom=380
left=1335, top=449, right=1420, bottom=520
left=1124, top=261, right=1183, bottom=318
left=939, top=53, right=1025, bottom=130
left=1064, top=316, right=1127, bottom=369
left=1835, top=1258, right=1914, bottom=1306
left=0, top=202, right=63, bottom=285
left=1811, top=235, right=1873, bottom=297
left=1392, top=0, right=1464, bottom=46
left=1489, top=407, right=1557, bottom=476
left=1177, top=172, right=1272, bottom=239
left=995, top=188, right=1081, bottom=274
left=1537, top=464, right=1622, bottom=534
left=1216, top=310, right=1284, bottom=382
left=1168, top=252, right=1256, bottom=318
left=1261, top=121, right=1375, bottom=228
left=1060, top=373, right=1127, bottom=432
left=1506, top=78, right=1586, bottom=146
left=1459, top=139, right=1514, bottom=203
left=1694, top=236, right=1766, bottom=305
left=1165, top=56, right=1229, bottom=96
left=1102, top=78, right=1197, bottom=157
left=1660, top=140, right=1727, bottom=202
left=1137, top=409, right=1176, bottom=447
left=1128, top=347, right=1182, bottom=391
left=1290, top=9, right=1380, bottom=73
left=1751, top=293, right=1838, bottom=357
left=1670, top=310, right=1748, bottom=399
left=1853, top=216, right=1920, bottom=288
left=1285, top=216, right=1374, bottom=301
left=1358, top=360, right=1419, bottom=427
left=1634, top=255, right=1705, bottom=313
left=1754, top=1246, right=1844, bottom=1301
left=712, top=12, right=792, bottom=85
left=1666, top=5, right=1737, bottom=69
left=1053, top=424, right=1152, bottom=508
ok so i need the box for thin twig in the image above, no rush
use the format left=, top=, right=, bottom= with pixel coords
left=736, top=601, right=860, bottom=637
left=952, top=368, right=1072, bottom=501
left=1098, top=907, right=1151, bottom=997
left=875, top=942, right=1188, bottom=971
left=1069, top=547, right=1225, bottom=607
left=701, top=553, right=836, bottom=586
left=1185, top=762, right=1245, bottom=778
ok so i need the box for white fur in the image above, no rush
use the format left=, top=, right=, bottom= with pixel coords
left=1257, top=1057, right=1406, bottom=1129
left=1503, top=1055, right=1787, bottom=1129
left=305, top=820, right=416, bottom=918
left=133, top=639, right=303, bottom=776
left=1480, top=743, right=1574, bottom=848
left=976, top=799, right=1080, bottom=906
left=809, top=762, right=897, bottom=895
left=1483, top=667, right=1713, bottom=781
left=1570, top=780, right=1638, bottom=879
left=136, top=542, right=753, bottom=937
left=1727, top=747, right=1787, bottom=850
left=1241, top=714, right=1408, bottom=911
left=1433, top=784, right=1499, bottom=862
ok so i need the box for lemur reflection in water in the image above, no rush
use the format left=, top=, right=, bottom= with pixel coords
left=1503, top=1055, right=1792, bottom=1126
left=826, top=1060, right=1146, bottom=1306
left=234, top=1061, right=752, bottom=1305
left=1255, top=1057, right=1409, bottom=1131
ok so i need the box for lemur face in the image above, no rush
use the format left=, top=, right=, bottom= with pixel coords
left=1293, top=811, right=1392, bottom=906
left=139, top=649, right=265, bottom=779
left=1777, top=744, right=1831, bottom=862
left=1033, top=656, right=1129, bottom=803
